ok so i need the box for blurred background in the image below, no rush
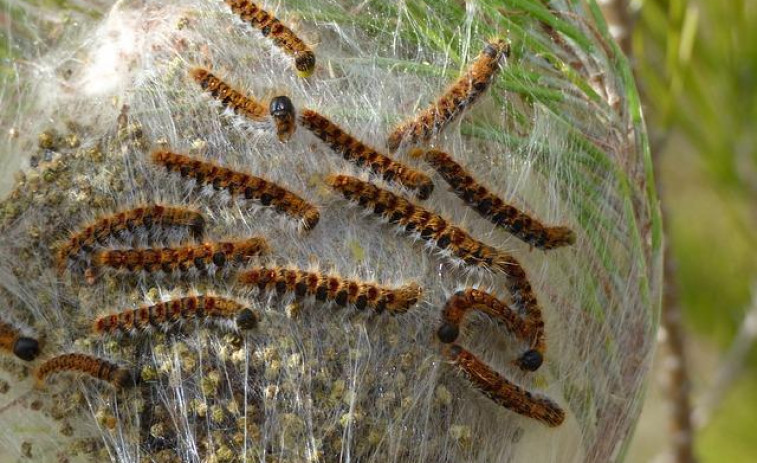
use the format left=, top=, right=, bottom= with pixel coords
left=605, top=0, right=757, bottom=462
left=1, top=0, right=755, bottom=462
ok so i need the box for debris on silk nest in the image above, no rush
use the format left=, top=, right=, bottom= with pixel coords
left=0, top=0, right=660, bottom=462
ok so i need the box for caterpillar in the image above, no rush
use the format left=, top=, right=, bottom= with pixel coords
left=56, top=205, right=206, bottom=273
left=410, top=148, right=575, bottom=250
left=190, top=67, right=268, bottom=122
left=437, top=288, right=544, bottom=372
left=90, top=238, right=269, bottom=276
left=269, top=95, right=296, bottom=142
left=92, top=296, right=258, bottom=336
left=0, top=319, right=40, bottom=362
left=387, top=39, right=510, bottom=151
left=444, top=344, right=564, bottom=427
left=151, top=150, right=319, bottom=231
left=299, top=109, right=434, bottom=200
left=223, top=0, right=316, bottom=78
left=325, top=174, right=514, bottom=272
left=35, top=353, right=135, bottom=389
left=237, top=266, right=422, bottom=315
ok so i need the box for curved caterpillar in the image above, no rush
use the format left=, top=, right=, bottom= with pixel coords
left=56, top=205, right=206, bottom=273
left=387, top=39, right=510, bottom=151
left=90, top=238, right=269, bottom=277
left=223, top=0, right=316, bottom=78
left=269, top=95, right=296, bottom=142
left=190, top=67, right=268, bottom=122
left=0, top=319, right=40, bottom=361
left=92, top=296, right=258, bottom=336
left=237, top=266, right=422, bottom=315
left=410, top=148, right=575, bottom=250
left=444, top=344, right=564, bottom=427
left=35, top=353, right=134, bottom=389
left=437, top=288, right=544, bottom=372
left=151, top=150, right=319, bottom=231
left=299, top=109, right=434, bottom=200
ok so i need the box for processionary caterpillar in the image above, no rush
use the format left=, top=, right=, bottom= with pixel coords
left=410, top=148, right=575, bottom=250
left=56, top=205, right=206, bottom=273
left=437, top=288, right=544, bottom=372
left=237, top=266, right=422, bottom=315
left=0, top=319, right=40, bottom=361
left=299, top=109, right=434, bottom=200
left=35, top=353, right=135, bottom=389
left=190, top=67, right=268, bottom=122
left=90, top=238, right=269, bottom=276
left=387, top=39, right=510, bottom=151
left=151, top=150, right=319, bottom=231
left=92, top=296, right=258, bottom=336
left=444, top=344, right=564, bottom=427
left=223, top=0, right=316, bottom=78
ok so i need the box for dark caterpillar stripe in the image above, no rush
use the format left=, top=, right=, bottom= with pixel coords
left=35, top=353, right=134, bottom=389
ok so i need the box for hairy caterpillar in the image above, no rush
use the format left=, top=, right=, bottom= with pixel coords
left=0, top=319, right=40, bottom=361
left=56, top=205, right=206, bottom=273
left=269, top=95, right=296, bottom=142
left=237, top=266, right=422, bottom=314
left=387, top=39, right=510, bottom=151
left=325, top=174, right=514, bottom=272
left=444, top=344, right=564, bottom=427
left=151, top=150, right=319, bottom=231
left=190, top=67, right=268, bottom=122
left=92, top=296, right=258, bottom=336
left=437, top=288, right=544, bottom=372
left=35, top=353, right=135, bottom=389
left=223, top=0, right=316, bottom=78
left=299, top=109, right=434, bottom=200
left=410, top=148, right=575, bottom=250
left=90, top=238, right=269, bottom=277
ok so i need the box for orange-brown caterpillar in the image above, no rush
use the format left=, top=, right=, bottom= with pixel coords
left=91, top=238, right=269, bottom=276
left=299, top=109, right=434, bottom=200
left=92, top=296, right=258, bottom=336
left=237, top=267, right=422, bottom=315
left=190, top=67, right=268, bottom=122
left=151, top=150, right=319, bottom=231
left=56, top=205, right=206, bottom=273
left=444, top=344, right=564, bottom=427
left=35, top=353, right=134, bottom=389
left=387, top=39, right=510, bottom=151
left=410, top=148, right=576, bottom=250
left=326, top=175, right=542, bottom=326
left=269, top=96, right=296, bottom=142
left=0, top=319, right=40, bottom=361
left=437, top=288, right=544, bottom=372
left=326, top=174, right=515, bottom=272
left=224, top=0, right=316, bottom=78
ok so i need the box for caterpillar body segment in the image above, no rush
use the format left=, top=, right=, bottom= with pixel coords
left=90, top=238, right=269, bottom=277
left=223, top=0, right=316, bottom=77
left=237, top=267, right=422, bottom=315
left=151, top=150, right=319, bottom=231
left=410, top=148, right=575, bottom=250
left=35, top=353, right=134, bottom=389
left=190, top=67, right=268, bottom=121
left=299, top=109, right=434, bottom=200
left=92, top=296, right=258, bottom=336
left=444, top=345, right=564, bottom=427
left=387, top=39, right=510, bottom=151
